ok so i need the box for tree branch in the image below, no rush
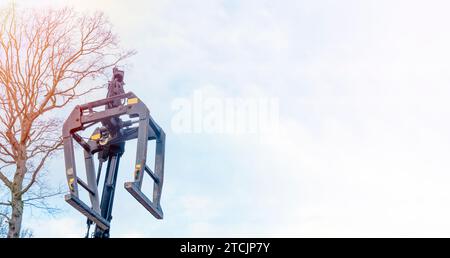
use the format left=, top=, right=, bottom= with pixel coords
left=0, top=171, right=11, bottom=189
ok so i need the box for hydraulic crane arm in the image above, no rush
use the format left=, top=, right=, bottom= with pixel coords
left=62, top=68, right=165, bottom=238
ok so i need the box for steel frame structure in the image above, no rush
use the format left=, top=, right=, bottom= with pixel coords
left=62, top=90, right=165, bottom=238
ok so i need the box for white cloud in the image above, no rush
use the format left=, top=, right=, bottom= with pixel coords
left=28, top=217, right=84, bottom=238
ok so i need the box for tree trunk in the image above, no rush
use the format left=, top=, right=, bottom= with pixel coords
left=7, top=193, right=23, bottom=238
left=7, top=158, right=26, bottom=238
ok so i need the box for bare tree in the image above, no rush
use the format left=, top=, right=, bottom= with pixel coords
left=0, top=3, right=134, bottom=237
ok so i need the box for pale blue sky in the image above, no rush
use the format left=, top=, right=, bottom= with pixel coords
left=8, top=0, right=450, bottom=237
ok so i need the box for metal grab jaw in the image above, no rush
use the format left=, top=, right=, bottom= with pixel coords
left=62, top=91, right=165, bottom=238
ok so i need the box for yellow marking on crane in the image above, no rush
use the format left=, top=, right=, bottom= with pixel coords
left=127, top=98, right=139, bottom=105
left=91, top=133, right=101, bottom=140
left=68, top=178, right=75, bottom=190
left=134, top=164, right=141, bottom=178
